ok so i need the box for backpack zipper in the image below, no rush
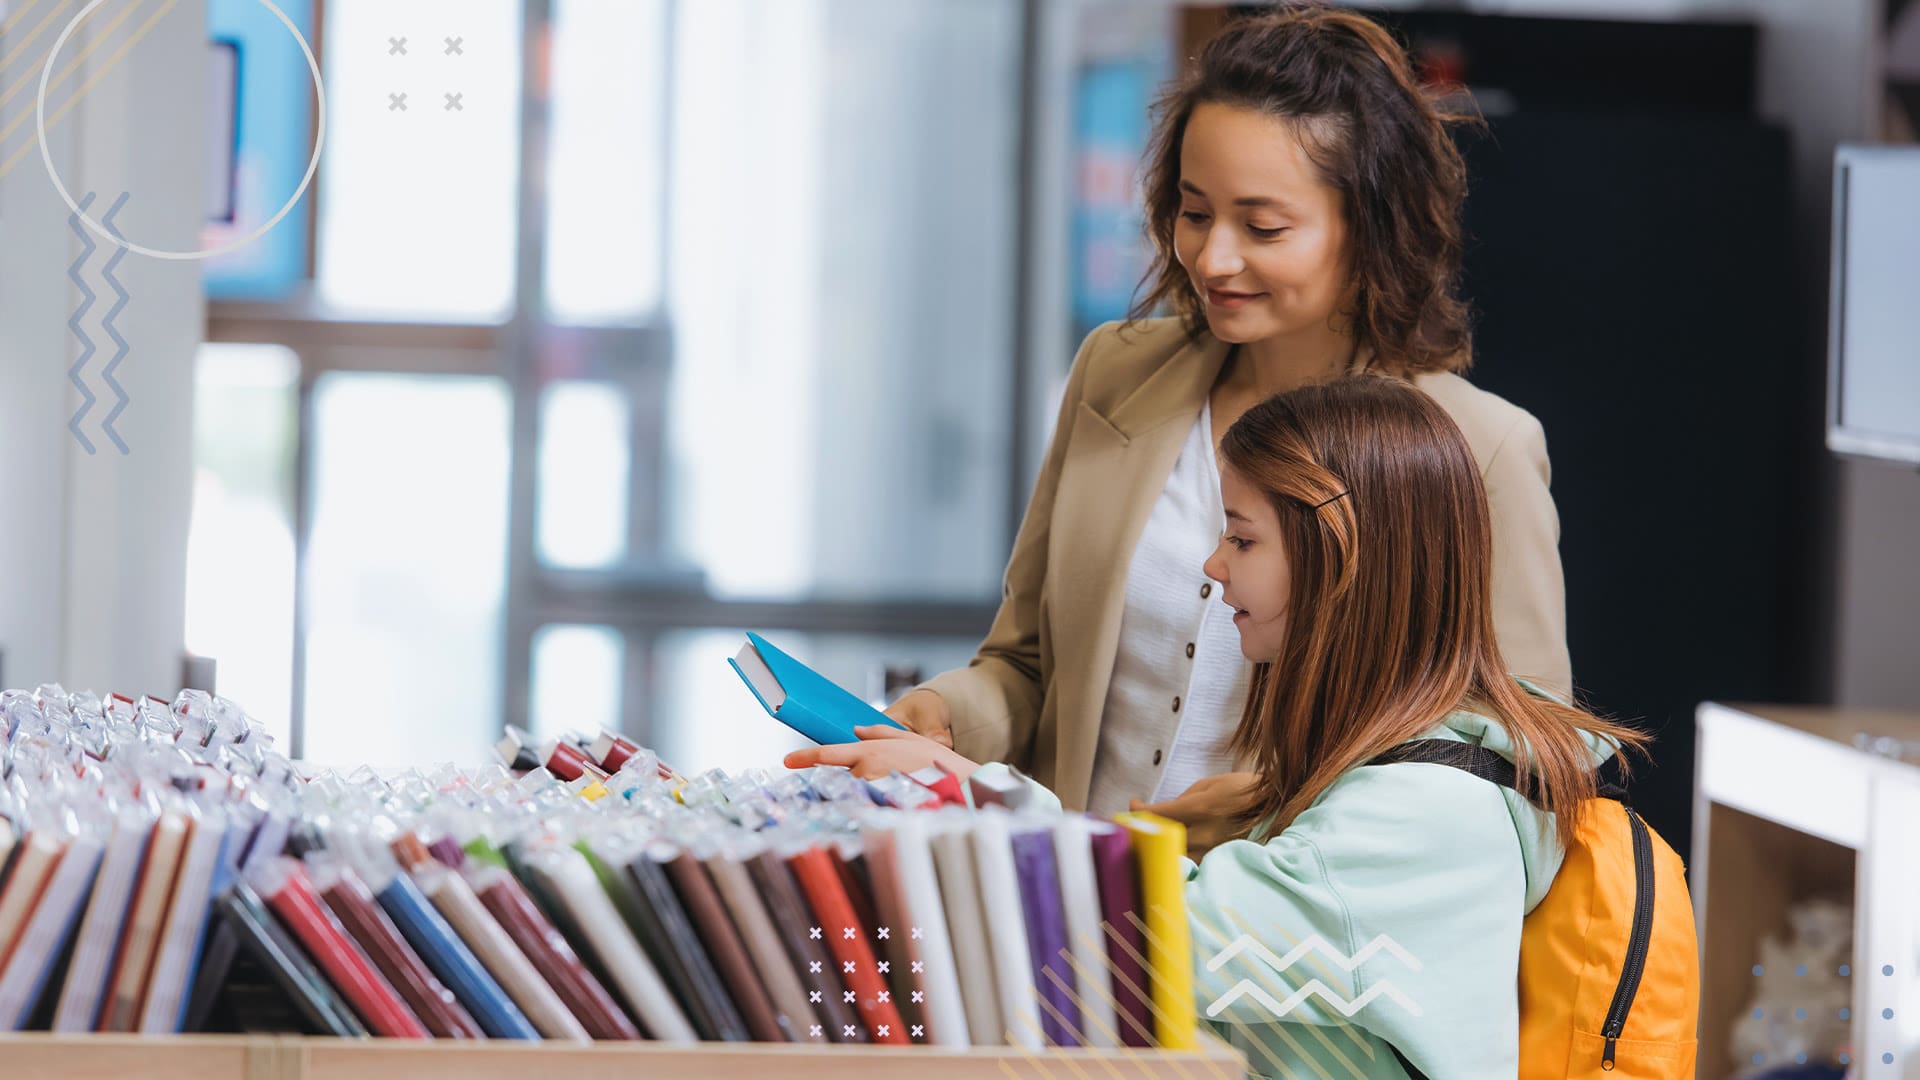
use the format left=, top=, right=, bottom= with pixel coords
left=1600, top=808, right=1657, bottom=1070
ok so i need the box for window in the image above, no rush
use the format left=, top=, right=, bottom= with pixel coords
left=529, top=625, right=624, bottom=744
left=316, top=0, right=522, bottom=320
left=661, top=0, right=1023, bottom=602
left=302, top=373, right=510, bottom=768
left=544, top=0, right=669, bottom=326
left=203, top=0, right=1035, bottom=767
left=185, top=345, right=300, bottom=746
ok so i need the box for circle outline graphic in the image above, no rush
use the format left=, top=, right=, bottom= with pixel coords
left=37, top=0, right=326, bottom=261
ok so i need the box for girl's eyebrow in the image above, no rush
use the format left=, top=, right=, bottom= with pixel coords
left=1225, top=507, right=1252, bottom=524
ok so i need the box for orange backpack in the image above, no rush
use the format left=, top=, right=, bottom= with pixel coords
left=1367, top=740, right=1700, bottom=1079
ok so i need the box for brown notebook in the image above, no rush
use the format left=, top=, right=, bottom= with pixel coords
left=663, top=851, right=786, bottom=1042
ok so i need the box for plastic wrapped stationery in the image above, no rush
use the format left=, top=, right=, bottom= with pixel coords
left=0, top=683, right=1197, bottom=1052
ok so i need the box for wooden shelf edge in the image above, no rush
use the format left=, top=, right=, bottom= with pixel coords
left=0, top=1032, right=1248, bottom=1080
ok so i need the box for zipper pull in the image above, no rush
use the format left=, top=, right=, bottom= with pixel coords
left=1602, top=1036, right=1618, bottom=1071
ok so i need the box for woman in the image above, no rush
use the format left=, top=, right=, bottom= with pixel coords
left=793, top=377, right=1646, bottom=1078
left=887, top=6, right=1571, bottom=823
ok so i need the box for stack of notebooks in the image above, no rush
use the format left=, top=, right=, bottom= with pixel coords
left=0, top=684, right=1196, bottom=1050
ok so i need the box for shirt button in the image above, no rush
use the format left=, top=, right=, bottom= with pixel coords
left=1152, top=749, right=1163, bottom=765
left=1185, top=642, right=1195, bottom=659
left=1200, top=583, right=1212, bottom=599
left=1172, top=697, right=1181, bottom=713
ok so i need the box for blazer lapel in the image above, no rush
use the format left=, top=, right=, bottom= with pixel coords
left=1047, top=333, right=1232, bottom=810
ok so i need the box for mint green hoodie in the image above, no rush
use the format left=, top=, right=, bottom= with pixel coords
left=981, top=704, right=1618, bottom=1079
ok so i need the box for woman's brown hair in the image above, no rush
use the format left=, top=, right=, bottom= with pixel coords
left=1132, top=4, right=1479, bottom=376
left=1219, top=377, right=1646, bottom=849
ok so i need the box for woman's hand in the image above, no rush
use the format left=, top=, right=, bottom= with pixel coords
left=1130, top=772, right=1261, bottom=857
left=883, top=688, right=954, bottom=749
left=783, top=723, right=980, bottom=781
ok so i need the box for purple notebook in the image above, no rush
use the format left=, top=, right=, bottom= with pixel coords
left=1010, top=825, right=1078, bottom=1046
left=1088, top=822, right=1151, bottom=1048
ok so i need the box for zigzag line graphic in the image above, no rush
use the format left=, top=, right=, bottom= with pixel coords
left=98, top=192, right=131, bottom=454
left=1205, top=978, right=1425, bottom=1021
left=1205, top=933, right=1423, bottom=975
left=66, top=191, right=99, bottom=455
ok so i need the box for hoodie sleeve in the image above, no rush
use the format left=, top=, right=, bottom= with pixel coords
left=1182, top=762, right=1532, bottom=1080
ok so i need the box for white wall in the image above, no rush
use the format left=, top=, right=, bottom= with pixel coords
left=0, top=1, right=207, bottom=695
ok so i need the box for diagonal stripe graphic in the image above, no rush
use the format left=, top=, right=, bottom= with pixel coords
left=0, top=0, right=152, bottom=130
left=0, top=0, right=181, bottom=181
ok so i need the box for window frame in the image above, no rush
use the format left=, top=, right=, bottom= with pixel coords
left=205, top=0, right=1050, bottom=759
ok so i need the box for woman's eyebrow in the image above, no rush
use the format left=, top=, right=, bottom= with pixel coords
left=1179, top=179, right=1294, bottom=211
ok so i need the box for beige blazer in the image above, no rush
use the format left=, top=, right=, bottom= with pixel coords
left=921, top=318, right=1571, bottom=812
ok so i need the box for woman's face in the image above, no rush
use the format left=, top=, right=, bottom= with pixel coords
left=1173, top=103, right=1352, bottom=347
left=1204, top=464, right=1292, bottom=663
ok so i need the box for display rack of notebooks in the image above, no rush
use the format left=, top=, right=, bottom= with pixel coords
left=0, top=684, right=1195, bottom=1051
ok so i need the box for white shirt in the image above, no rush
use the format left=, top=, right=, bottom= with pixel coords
left=1085, top=399, right=1252, bottom=816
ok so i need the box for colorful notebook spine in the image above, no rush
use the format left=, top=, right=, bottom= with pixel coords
left=525, top=846, right=695, bottom=1043
left=53, top=808, right=153, bottom=1032
left=216, top=881, right=367, bottom=1037
left=250, top=856, right=429, bottom=1039
left=138, top=807, right=230, bottom=1033
left=663, top=849, right=786, bottom=1041
left=788, top=845, right=907, bottom=1045
left=702, top=849, right=818, bottom=1042
left=744, top=848, right=864, bottom=1043
left=870, top=813, right=969, bottom=1046
left=851, top=824, right=925, bottom=1038
left=467, top=862, right=638, bottom=1041
left=313, top=859, right=484, bottom=1039
left=970, top=809, right=1041, bottom=1049
left=928, top=818, right=1003, bottom=1046
left=1088, top=820, right=1152, bottom=1047
left=0, top=830, right=102, bottom=1029
left=374, top=862, right=533, bottom=1040
left=1053, top=816, right=1118, bottom=1048
left=1011, top=824, right=1078, bottom=1046
left=0, top=830, right=68, bottom=976
left=408, top=861, right=549, bottom=1040
left=1115, top=812, right=1196, bottom=1050
left=98, top=809, right=190, bottom=1032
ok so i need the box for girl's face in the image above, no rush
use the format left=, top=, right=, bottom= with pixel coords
left=1204, top=464, right=1292, bottom=662
left=1173, top=103, right=1352, bottom=347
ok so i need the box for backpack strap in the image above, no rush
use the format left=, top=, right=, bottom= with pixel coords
left=1366, top=739, right=1526, bottom=795
left=1367, top=738, right=1632, bottom=807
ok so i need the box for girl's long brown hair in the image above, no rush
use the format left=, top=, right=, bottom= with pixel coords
left=1220, top=377, right=1646, bottom=850
left=1132, top=4, right=1480, bottom=376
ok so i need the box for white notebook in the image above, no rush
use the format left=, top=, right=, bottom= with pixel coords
left=930, top=814, right=1002, bottom=1045
left=1052, top=815, right=1117, bottom=1048
left=530, top=847, right=696, bottom=1043
left=884, top=811, right=971, bottom=1047
left=970, top=807, right=1041, bottom=1049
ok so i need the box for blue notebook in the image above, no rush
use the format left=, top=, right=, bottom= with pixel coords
left=728, top=632, right=906, bottom=745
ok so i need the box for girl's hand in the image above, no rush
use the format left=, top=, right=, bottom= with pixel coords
left=783, top=724, right=981, bottom=781
left=1130, top=771, right=1261, bottom=857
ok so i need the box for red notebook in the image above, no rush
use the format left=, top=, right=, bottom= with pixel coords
left=787, top=846, right=907, bottom=1044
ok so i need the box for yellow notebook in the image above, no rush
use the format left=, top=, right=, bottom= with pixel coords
left=1115, top=811, right=1198, bottom=1050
